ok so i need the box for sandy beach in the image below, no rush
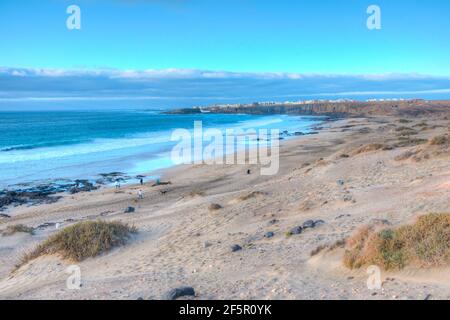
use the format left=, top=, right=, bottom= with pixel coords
left=0, top=112, right=449, bottom=300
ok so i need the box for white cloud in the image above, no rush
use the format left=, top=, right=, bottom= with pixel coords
left=1, top=66, right=450, bottom=103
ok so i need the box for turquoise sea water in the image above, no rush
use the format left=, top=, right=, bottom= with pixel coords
left=0, top=110, right=322, bottom=188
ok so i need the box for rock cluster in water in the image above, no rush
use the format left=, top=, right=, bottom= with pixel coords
left=0, top=172, right=146, bottom=212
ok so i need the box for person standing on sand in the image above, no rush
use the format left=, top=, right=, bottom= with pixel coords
left=115, top=180, right=121, bottom=189
left=140, top=178, right=144, bottom=185
left=138, top=189, right=144, bottom=200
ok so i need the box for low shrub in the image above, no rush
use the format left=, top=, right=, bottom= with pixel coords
left=343, top=213, right=450, bottom=270
left=1, top=224, right=35, bottom=236
left=18, top=221, right=137, bottom=267
left=428, top=135, right=449, bottom=146
left=354, top=143, right=386, bottom=154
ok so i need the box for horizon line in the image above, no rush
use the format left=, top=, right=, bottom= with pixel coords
left=2, top=66, right=450, bottom=80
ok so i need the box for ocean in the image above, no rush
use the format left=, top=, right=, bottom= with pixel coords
left=0, top=110, right=323, bottom=188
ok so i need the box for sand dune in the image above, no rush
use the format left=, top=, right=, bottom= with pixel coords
left=0, top=114, right=449, bottom=300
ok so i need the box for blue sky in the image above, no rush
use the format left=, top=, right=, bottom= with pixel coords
left=0, top=1, right=450, bottom=108
left=1, top=0, right=449, bottom=74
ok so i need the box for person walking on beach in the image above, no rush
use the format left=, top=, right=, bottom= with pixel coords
left=115, top=180, right=121, bottom=189
left=138, top=189, right=144, bottom=200
left=140, top=178, right=144, bottom=185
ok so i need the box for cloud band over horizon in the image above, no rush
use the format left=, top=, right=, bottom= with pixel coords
left=1, top=67, right=450, bottom=107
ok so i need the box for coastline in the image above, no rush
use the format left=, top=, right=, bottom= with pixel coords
left=1, top=110, right=449, bottom=299
left=0, top=113, right=328, bottom=213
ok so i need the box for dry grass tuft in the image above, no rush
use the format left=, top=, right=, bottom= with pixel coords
left=394, top=135, right=450, bottom=162
left=1, top=224, right=35, bottom=236
left=187, top=190, right=205, bottom=197
left=310, top=239, right=346, bottom=257
left=310, top=244, right=328, bottom=257
left=394, top=137, right=427, bottom=148
left=343, top=213, right=450, bottom=270
left=17, top=221, right=137, bottom=268
left=395, top=126, right=418, bottom=138
left=413, top=121, right=428, bottom=128
left=428, top=134, right=449, bottom=146
left=353, top=143, right=386, bottom=154
left=299, top=200, right=314, bottom=212
left=237, top=191, right=267, bottom=202
left=395, top=126, right=416, bottom=133
left=394, top=150, right=419, bottom=161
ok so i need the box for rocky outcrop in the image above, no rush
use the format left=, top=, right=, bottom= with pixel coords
left=166, top=100, right=450, bottom=117
left=0, top=189, right=62, bottom=211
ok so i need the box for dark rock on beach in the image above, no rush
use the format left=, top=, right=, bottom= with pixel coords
left=165, top=286, right=196, bottom=300
left=290, top=220, right=325, bottom=235
left=264, top=231, right=275, bottom=238
left=203, top=241, right=212, bottom=248
left=208, top=203, right=222, bottom=211
left=343, top=194, right=353, bottom=202
left=0, top=177, right=104, bottom=211
left=335, top=214, right=351, bottom=219
left=0, top=169, right=152, bottom=212
left=302, top=219, right=326, bottom=230
left=124, top=206, right=135, bottom=213
left=0, top=191, right=26, bottom=208
left=231, top=244, right=242, bottom=252
left=314, top=219, right=325, bottom=226
left=0, top=188, right=62, bottom=211
left=302, top=220, right=316, bottom=229
left=37, top=222, right=56, bottom=229
left=98, top=172, right=131, bottom=184
left=69, top=180, right=98, bottom=194
left=289, top=226, right=303, bottom=235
